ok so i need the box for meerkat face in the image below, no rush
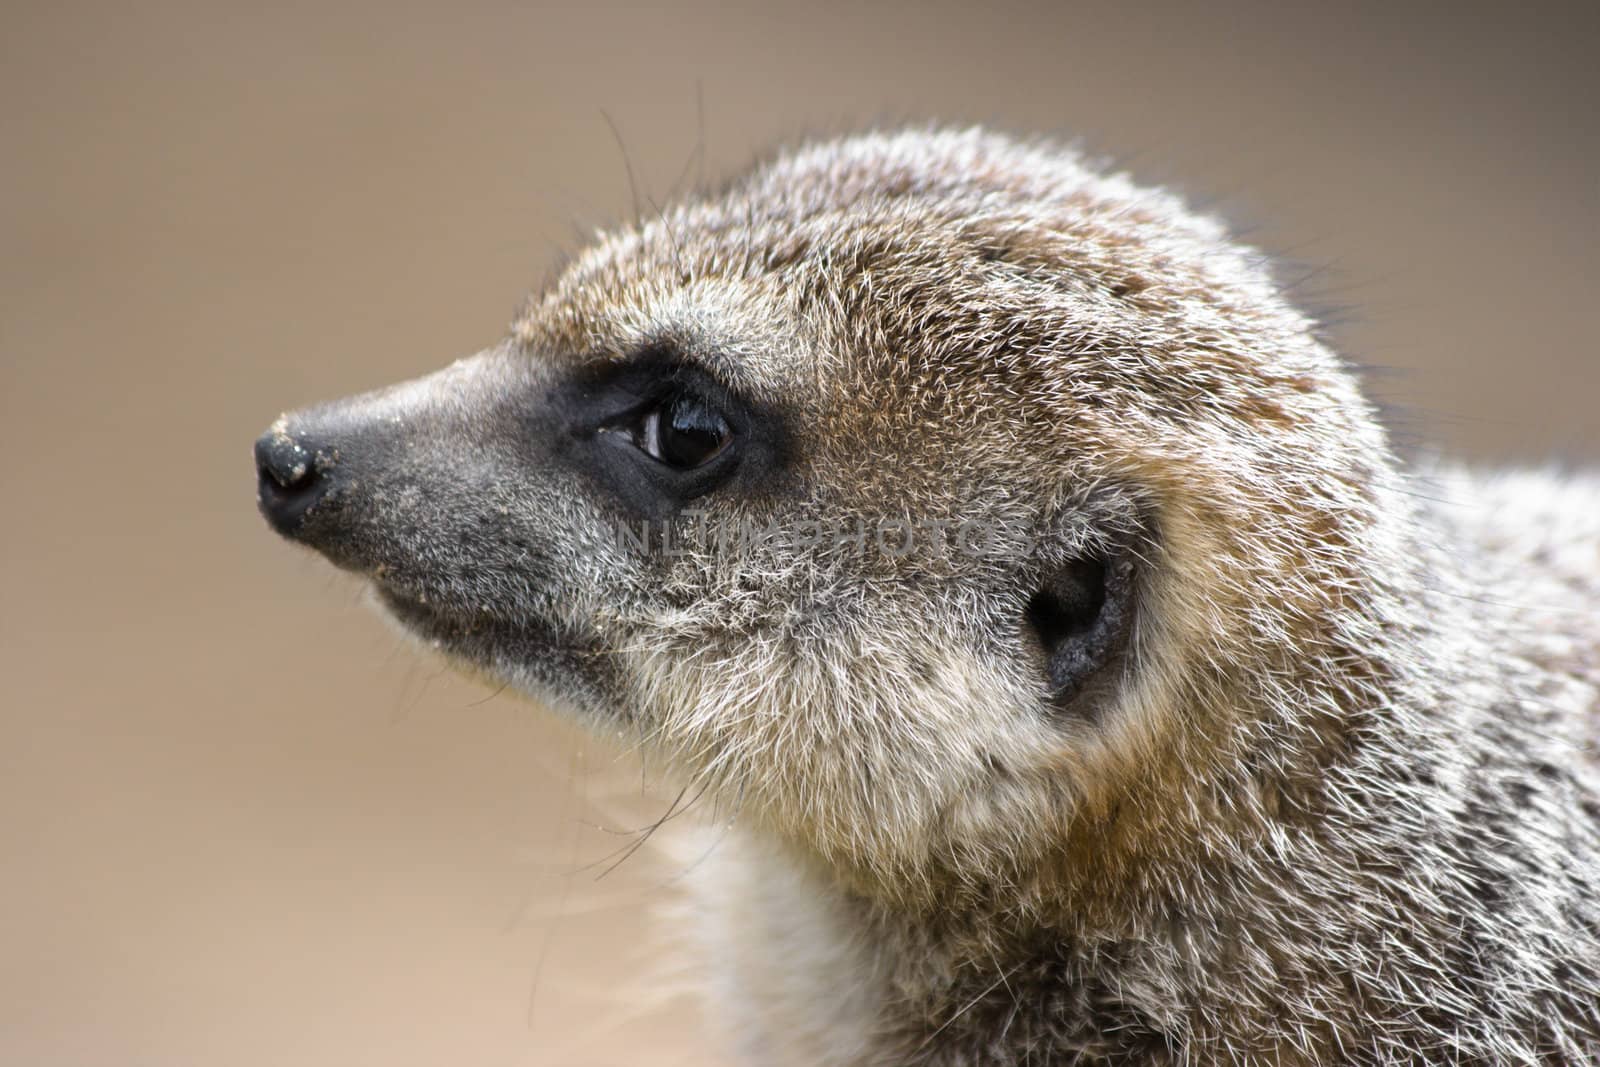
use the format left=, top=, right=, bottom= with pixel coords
left=257, top=129, right=1384, bottom=898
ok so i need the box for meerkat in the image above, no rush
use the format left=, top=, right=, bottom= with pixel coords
left=254, top=127, right=1600, bottom=1065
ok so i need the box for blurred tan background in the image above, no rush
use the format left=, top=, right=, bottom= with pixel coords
left=2, top=2, right=1596, bottom=1065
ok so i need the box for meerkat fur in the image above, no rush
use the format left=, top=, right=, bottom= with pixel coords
left=255, top=127, right=1600, bottom=1065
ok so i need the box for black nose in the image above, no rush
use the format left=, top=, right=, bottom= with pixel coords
left=255, top=426, right=330, bottom=534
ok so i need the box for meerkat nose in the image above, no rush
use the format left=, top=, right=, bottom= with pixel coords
left=254, top=422, right=331, bottom=535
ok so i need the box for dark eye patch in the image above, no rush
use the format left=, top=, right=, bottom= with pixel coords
left=537, top=344, right=789, bottom=523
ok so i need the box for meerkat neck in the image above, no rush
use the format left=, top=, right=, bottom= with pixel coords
left=696, top=512, right=1512, bottom=1065
left=700, top=830, right=1205, bottom=1065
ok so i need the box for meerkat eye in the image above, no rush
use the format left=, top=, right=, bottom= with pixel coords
left=636, top=392, right=731, bottom=469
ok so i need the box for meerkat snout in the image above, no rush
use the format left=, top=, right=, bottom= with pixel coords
left=254, top=127, right=1600, bottom=1064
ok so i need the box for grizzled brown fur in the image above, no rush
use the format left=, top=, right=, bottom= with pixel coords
left=259, top=128, right=1600, bottom=1064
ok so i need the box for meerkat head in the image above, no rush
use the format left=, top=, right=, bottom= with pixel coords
left=256, top=128, right=1393, bottom=909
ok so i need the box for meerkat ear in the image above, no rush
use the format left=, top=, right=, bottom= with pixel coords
left=1026, top=552, right=1136, bottom=711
